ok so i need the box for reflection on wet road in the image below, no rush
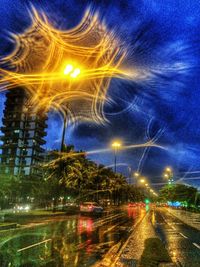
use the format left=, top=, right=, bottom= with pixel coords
left=152, top=208, right=200, bottom=267
left=0, top=207, right=146, bottom=267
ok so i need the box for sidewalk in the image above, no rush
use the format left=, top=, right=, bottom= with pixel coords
left=167, top=208, right=200, bottom=231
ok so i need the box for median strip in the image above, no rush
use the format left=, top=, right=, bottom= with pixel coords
left=17, top=239, right=52, bottom=252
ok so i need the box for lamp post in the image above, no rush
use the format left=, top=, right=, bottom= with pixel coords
left=111, top=141, right=121, bottom=173
left=164, top=167, right=174, bottom=185
left=127, top=166, right=132, bottom=184
left=133, top=172, right=139, bottom=185
left=60, top=63, right=81, bottom=152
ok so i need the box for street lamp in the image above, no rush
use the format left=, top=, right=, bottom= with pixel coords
left=111, top=140, right=121, bottom=172
left=60, top=63, right=81, bottom=152
left=133, top=172, right=140, bottom=185
left=164, top=166, right=174, bottom=185
left=63, top=63, right=81, bottom=78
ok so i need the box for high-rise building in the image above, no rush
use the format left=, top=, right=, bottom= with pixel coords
left=0, top=87, right=47, bottom=176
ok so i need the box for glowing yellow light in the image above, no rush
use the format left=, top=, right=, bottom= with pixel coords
left=140, top=179, right=145, bottom=183
left=145, top=183, right=148, bottom=187
left=111, top=141, right=121, bottom=148
left=166, top=167, right=171, bottom=172
left=70, top=68, right=80, bottom=78
left=134, top=172, right=139, bottom=177
left=64, top=64, right=73, bottom=75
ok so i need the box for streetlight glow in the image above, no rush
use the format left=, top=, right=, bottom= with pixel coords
left=111, top=141, right=121, bottom=148
left=64, top=64, right=74, bottom=75
left=166, top=167, right=171, bottom=172
left=140, top=179, right=145, bottom=183
left=63, top=64, right=81, bottom=78
left=71, top=68, right=81, bottom=78
left=111, top=140, right=122, bottom=173
left=164, top=166, right=174, bottom=185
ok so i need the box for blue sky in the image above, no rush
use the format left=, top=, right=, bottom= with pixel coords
left=0, top=0, right=200, bottom=188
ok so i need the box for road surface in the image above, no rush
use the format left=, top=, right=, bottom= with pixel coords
left=0, top=207, right=199, bottom=267
left=153, top=208, right=200, bottom=267
left=0, top=208, right=145, bottom=267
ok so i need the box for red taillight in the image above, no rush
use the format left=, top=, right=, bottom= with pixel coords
left=88, top=205, right=93, bottom=209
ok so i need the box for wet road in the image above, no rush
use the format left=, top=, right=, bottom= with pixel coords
left=152, top=208, right=200, bottom=267
left=0, top=207, right=146, bottom=267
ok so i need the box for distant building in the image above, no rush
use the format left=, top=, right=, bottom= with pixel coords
left=0, top=87, right=47, bottom=176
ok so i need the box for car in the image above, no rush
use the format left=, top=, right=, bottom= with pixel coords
left=80, top=202, right=103, bottom=214
left=128, top=203, right=137, bottom=207
left=128, top=202, right=146, bottom=208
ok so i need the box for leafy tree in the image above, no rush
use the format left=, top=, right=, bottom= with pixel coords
left=159, top=184, right=197, bottom=205
left=127, top=185, right=146, bottom=202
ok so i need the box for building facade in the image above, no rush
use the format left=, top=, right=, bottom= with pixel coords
left=0, top=87, right=47, bottom=176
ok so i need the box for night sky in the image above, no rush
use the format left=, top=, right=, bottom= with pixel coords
left=0, top=0, right=200, bottom=189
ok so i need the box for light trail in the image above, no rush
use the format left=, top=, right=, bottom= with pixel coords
left=0, top=7, right=141, bottom=125
left=17, top=239, right=52, bottom=252
left=104, top=163, right=130, bottom=168
left=179, top=170, right=200, bottom=174
left=46, top=137, right=164, bottom=163
left=177, top=177, right=200, bottom=181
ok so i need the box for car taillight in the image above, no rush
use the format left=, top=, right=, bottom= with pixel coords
left=88, top=205, right=93, bottom=209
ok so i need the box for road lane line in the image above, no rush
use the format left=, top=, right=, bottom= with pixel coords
left=103, top=222, right=122, bottom=234
left=17, top=239, right=52, bottom=252
left=179, top=233, right=188, bottom=239
left=193, top=243, right=200, bottom=249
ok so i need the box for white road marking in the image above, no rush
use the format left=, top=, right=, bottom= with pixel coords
left=17, top=239, right=52, bottom=252
left=179, top=233, right=188, bottom=239
left=193, top=243, right=200, bottom=250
